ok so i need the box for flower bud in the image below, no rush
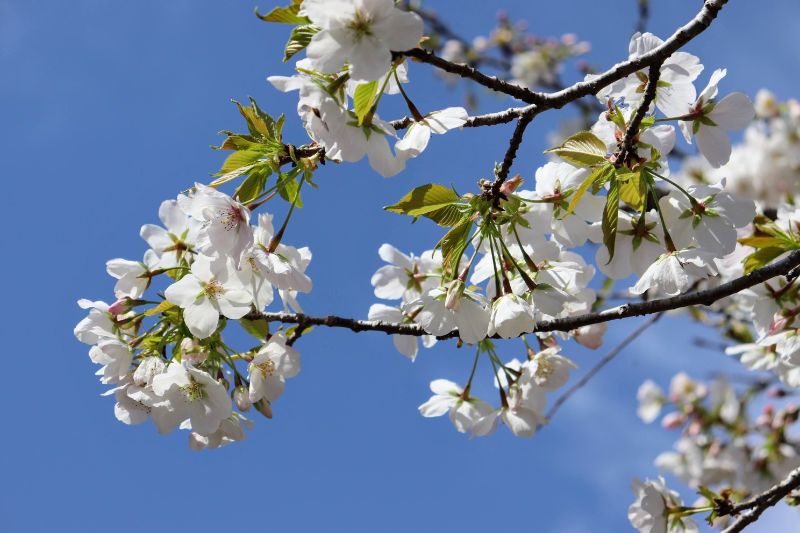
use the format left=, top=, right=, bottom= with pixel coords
left=499, top=174, right=524, bottom=196
left=445, top=280, right=465, bottom=311
left=661, top=411, right=685, bottom=430
left=108, top=297, right=133, bottom=316
left=754, top=89, right=778, bottom=118
left=180, top=338, right=208, bottom=365
left=233, top=386, right=251, bottom=411
left=255, top=398, right=273, bottom=419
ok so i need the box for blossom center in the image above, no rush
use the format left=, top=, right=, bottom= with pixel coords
left=179, top=379, right=207, bottom=402
left=347, top=10, right=373, bottom=41
left=255, top=360, right=276, bottom=378
left=216, top=206, right=244, bottom=231
left=204, top=279, right=225, bottom=299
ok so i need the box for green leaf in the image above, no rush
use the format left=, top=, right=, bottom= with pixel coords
left=217, top=149, right=265, bottom=176
left=284, top=24, right=319, bottom=62
left=278, top=174, right=303, bottom=207
left=743, top=247, right=785, bottom=274
left=566, top=163, right=613, bottom=216
left=255, top=1, right=309, bottom=24
left=602, top=177, right=620, bottom=261
left=544, top=131, right=608, bottom=167
left=617, top=168, right=646, bottom=211
left=437, top=218, right=473, bottom=280
left=385, top=184, right=461, bottom=218
left=738, top=236, right=786, bottom=249
left=144, top=300, right=174, bottom=317
left=240, top=317, right=270, bottom=340
left=424, top=204, right=464, bottom=227
left=353, top=80, right=379, bottom=125
left=235, top=168, right=271, bottom=203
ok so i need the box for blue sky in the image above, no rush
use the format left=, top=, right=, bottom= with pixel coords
left=2, top=1, right=800, bottom=531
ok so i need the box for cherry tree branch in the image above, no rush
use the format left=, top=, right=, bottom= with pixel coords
left=721, top=465, right=800, bottom=532
left=544, top=312, right=664, bottom=423
left=245, top=250, right=800, bottom=340
left=399, top=0, right=727, bottom=108
left=615, top=60, right=663, bottom=164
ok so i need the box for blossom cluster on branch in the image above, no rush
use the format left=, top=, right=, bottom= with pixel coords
left=74, top=0, right=800, bottom=530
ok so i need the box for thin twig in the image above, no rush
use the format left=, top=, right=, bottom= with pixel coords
left=492, top=109, right=538, bottom=189
left=615, top=60, right=662, bottom=165
left=721, top=465, right=800, bottom=532
left=543, top=312, right=664, bottom=423
left=243, top=250, right=800, bottom=341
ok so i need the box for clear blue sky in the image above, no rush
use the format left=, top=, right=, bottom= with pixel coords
left=2, top=1, right=799, bottom=531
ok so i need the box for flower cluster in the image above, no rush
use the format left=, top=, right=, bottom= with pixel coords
left=76, top=184, right=310, bottom=449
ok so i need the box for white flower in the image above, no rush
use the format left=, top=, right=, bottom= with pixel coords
left=301, top=0, right=423, bottom=81
left=487, top=293, right=536, bottom=339
left=592, top=32, right=703, bottom=119
left=88, top=339, right=133, bottom=385
left=140, top=198, right=199, bottom=269
left=367, top=303, right=435, bottom=360
left=595, top=212, right=663, bottom=280
left=150, top=362, right=233, bottom=436
left=165, top=254, right=253, bottom=339
left=517, top=162, right=605, bottom=247
left=418, top=379, right=493, bottom=434
left=178, top=183, right=253, bottom=260
left=413, top=284, right=490, bottom=345
left=102, top=378, right=152, bottom=426
left=636, top=380, right=664, bottom=423
left=631, top=248, right=717, bottom=297
left=659, top=180, right=755, bottom=256
left=679, top=69, right=755, bottom=168
left=187, top=413, right=252, bottom=451
left=522, top=347, right=576, bottom=391
left=74, top=299, right=116, bottom=345
left=245, top=213, right=312, bottom=295
left=248, top=333, right=301, bottom=403
left=628, top=477, right=698, bottom=533
left=133, top=356, right=167, bottom=387
left=472, top=383, right=547, bottom=438
left=105, top=251, right=159, bottom=299
left=394, top=107, right=468, bottom=161
left=371, top=244, right=440, bottom=302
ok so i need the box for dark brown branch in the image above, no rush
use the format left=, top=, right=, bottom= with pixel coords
left=721, top=466, right=800, bottom=532
left=245, top=250, right=800, bottom=340
left=615, top=60, right=663, bottom=165
left=492, top=109, right=538, bottom=189
left=543, top=312, right=664, bottom=423
left=636, top=0, right=651, bottom=34
left=398, top=0, right=727, bottom=109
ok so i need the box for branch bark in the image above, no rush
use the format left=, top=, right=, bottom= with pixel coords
left=721, top=465, right=800, bottom=532
left=245, top=250, right=800, bottom=341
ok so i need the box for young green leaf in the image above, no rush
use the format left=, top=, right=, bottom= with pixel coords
left=284, top=24, right=319, bottom=62
left=743, top=247, right=786, bottom=274
left=385, top=184, right=461, bottom=217
left=544, top=131, right=608, bottom=167
left=254, top=1, right=309, bottom=24
left=217, top=149, right=265, bottom=176
left=602, top=177, right=621, bottom=261
left=437, top=217, right=473, bottom=280
left=353, top=80, right=379, bottom=125
left=617, top=168, right=646, bottom=211
left=566, top=163, right=614, bottom=216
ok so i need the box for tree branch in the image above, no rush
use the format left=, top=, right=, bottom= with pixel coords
left=492, top=108, right=538, bottom=190
left=398, top=0, right=727, bottom=108
left=721, top=465, right=800, bottom=532
left=543, top=312, right=664, bottom=423
left=244, top=250, right=800, bottom=340
left=615, top=60, right=663, bottom=165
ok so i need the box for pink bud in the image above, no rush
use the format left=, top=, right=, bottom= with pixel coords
left=768, top=314, right=789, bottom=336
left=108, top=298, right=132, bottom=316
left=661, top=412, right=685, bottom=430
left=445, top=280, right=465, bottom=311
left=181, top=338, right=208, bottom=365
left=255, top=398, right=273, bottom=419
left=500, top=174, right=524, bottom=196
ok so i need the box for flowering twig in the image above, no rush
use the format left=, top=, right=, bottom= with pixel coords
left=615, top=61, right=663, bottom=165
left=492, top=108, right=539, bottom=191
left=720, top=465, right=800, bottom=532
left=245, top=250, right=800, bottom=340
left=543, top=312, right=664, bottom=423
